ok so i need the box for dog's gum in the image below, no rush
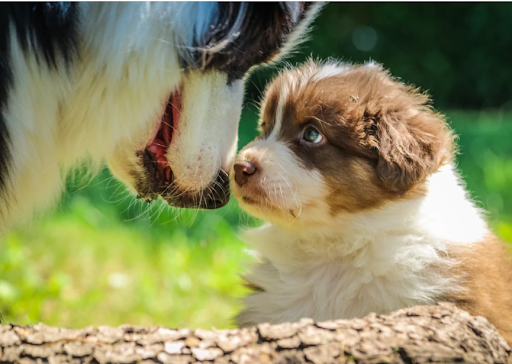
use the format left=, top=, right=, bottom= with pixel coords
left=148, top=141, right=166, bottom=157
left=157, top=155, right=167, bottom=168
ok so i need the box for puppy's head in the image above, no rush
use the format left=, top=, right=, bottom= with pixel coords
left=232, top=61, right=455, bottom=226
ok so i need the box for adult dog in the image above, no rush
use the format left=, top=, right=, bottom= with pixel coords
left=0, top=2, right=321, bottom=232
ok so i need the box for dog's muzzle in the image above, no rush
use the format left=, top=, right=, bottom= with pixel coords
left=132, top=86, right=232, bottom=210
left=166, top=171, right=231, bottom=210
left=136, top=169, right=231, bottom=210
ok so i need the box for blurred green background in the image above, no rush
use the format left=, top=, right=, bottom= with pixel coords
left=2, top=3, right=512, bottom=329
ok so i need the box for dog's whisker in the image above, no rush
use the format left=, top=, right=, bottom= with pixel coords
left=160, top=119, right=174, bottom=129
left=151, top=142, right=168, bottom=148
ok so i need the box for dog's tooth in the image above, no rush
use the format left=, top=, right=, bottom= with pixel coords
left=165, top=168, right=171, bottom=182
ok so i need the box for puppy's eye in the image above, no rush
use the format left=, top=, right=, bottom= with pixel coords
left=302, top=126, right=323, bottom=144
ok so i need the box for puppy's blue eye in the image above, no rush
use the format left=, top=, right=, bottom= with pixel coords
left=302, top=126, right=323, bottom=143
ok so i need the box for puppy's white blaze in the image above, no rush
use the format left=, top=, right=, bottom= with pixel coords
left=269, top=87, right=289, bottom=142
left=167, top=73, right=243, bottom=191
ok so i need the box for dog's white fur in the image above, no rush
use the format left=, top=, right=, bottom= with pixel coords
left=1, top=3, right=321, bottom=231
left=2, top=3, right=216, bottom=230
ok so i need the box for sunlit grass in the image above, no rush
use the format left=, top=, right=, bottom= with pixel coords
left=1, top=196, right=252, bottom=329
left=0, top=110, right=511, bottom=329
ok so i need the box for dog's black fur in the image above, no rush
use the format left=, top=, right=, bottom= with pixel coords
left=189, top=3, right=312, bottom=84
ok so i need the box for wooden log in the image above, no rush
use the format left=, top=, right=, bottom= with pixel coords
left=0, top=303, right=509, bottom=364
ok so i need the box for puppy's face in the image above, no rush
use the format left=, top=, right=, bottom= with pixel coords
left=232, top=61, right=454, bottom=226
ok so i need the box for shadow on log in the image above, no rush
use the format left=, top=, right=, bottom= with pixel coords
left=0, top=303, right=509, bottom=364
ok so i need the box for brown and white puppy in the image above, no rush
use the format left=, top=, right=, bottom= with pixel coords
left=231, top=60, right=512, bottom=345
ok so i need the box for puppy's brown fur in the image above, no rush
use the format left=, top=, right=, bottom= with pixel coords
left=447, top=237, right=512, bottom=345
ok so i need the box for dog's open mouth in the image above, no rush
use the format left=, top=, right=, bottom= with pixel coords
left=143, top=89, right=181, bottom=190
left=136, top=87, right=230, bottom=209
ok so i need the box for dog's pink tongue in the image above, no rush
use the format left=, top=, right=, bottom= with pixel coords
left=144, top=87, right=181, bottom=180
left=148, top=141, right=168, bottom=169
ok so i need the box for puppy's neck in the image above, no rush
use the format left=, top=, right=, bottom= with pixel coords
left=243, top=164, right=488, bottom=265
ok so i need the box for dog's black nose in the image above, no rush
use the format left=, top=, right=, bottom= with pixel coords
left=234, top=160, right=257, bottom=186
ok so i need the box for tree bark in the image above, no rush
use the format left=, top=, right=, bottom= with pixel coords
left=0, top=303, right=509, bottom=364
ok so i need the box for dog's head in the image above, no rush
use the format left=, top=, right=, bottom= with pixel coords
left=232, top=61, right=455, bottom=226
left=106, top=3, right=322, bottom=209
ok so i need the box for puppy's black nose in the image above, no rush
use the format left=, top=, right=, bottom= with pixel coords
left=234, top=160, right=257, bottom=186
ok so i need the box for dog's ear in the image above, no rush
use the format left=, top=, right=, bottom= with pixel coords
left=362, top=98, right=455, bottom=194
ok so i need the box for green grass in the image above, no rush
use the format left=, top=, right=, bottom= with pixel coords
left=1, top=110, right=511, bottom=329
left=2, top=197, right=253, bottom=329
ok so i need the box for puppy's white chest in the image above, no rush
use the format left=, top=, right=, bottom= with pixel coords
left=239, top=253, right=438, bottom=327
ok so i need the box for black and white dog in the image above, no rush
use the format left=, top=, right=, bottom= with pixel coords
left=0, top=2, right=321, bottom=231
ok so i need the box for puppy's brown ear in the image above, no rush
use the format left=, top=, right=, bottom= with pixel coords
left=374, top=104, right=455, bottom=194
